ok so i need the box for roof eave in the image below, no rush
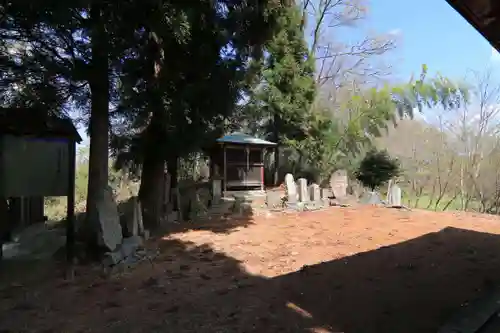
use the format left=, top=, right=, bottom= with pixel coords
left=446, top=0, right=500, bottom=52
left=216, top=140, right=277, bottom=147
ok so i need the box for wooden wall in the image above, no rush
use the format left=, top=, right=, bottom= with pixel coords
left=0, top=135, right=70, bottom=197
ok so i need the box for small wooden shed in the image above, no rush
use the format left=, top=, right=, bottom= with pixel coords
left=211, top=133, right=277, bottom=193
left=0, top=107, right=82, bottom=260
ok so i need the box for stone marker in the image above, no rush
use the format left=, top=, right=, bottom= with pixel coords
left=309, top=183, right=321, bottom=202
left=320, top=188, right=330, bottom=206
left=212, top=179, right=222, bottom=205
left=389, top=184, right=402, bottom=207
left=121, top=235, right=143, bottom=257
left=121, top=196, right=140, bottom=236
left=330, top=170, right=348, bottom=199
left=266, top=190, right=283, bottom=209
left=95, top=186, right=123, bottom=251
left=349, top=180, right=364, bottom=199
left=298, top=178, right=309, bottom=202
left=360, top=191, right=383, bottom=205
left=386, top=179, right=393, bottom=203
left=284, top=173, right=297, bottom=203
left=132, top=197, right=144, bottom=236
left=321, top=187, right=331, bottom=199
left=189, top=189, right=209, bottom=220
left=103, top=235, right=143, bottom=266
left=233, top=196, right=253, bottom=216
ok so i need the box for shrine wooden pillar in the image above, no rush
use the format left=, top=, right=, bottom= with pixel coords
left=223, top=144, right=227, bottom=194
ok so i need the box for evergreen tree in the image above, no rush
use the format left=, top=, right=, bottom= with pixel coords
left=244, top=3, right=316, bottom=183
left=110, top=0, right=282, bottom=227
left=246, top=4, right=316, bottom=139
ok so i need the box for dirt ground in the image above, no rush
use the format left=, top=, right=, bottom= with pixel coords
left=3, top=206, right=500, bottom=333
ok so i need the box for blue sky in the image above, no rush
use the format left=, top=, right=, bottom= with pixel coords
left=366, top=0, right=497, bottom=80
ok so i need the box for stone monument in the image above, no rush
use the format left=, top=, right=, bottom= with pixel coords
left=95, top=186, right=123, bottom=251
left=298, top=178, right=308, bottom=202
left=389, top=183, right=402, bottom=207
left=330, top=170, right=348, bottom=199
left=309, top=183, right=321, bottom=202
left=212, top=179, right=222, bottom=205
left=284, top=173, right=297, bottom=203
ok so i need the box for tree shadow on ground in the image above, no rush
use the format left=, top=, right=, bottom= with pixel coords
left=160, top=212, right=256, bottom=235
left=2, top=227, right=500, bottom=332
left=274, top=226, right=500, bottom=332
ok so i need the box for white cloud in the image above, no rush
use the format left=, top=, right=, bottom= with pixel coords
left=388, top=28, right=402, bottom=37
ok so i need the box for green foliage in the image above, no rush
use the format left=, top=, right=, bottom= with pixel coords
left=2, top=0, right=283, bottom=227
left=288, top=66, right=469, bottom=184
left=355, top=149, right=400, bottom=191
left=44, top=152, right=134, bottom=221
left=284, top=110, right=341, bottom=182
left=403, top=64, right=470, bottom=114
left=243, top=4, right=316, bottom=143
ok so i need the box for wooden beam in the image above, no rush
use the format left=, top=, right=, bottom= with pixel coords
left=274, top=146, right=279, bottom=186
left=245, top=145, right=250, bottom=186
left=66, top=140, right=76, bottom=265
left=261, top=148, right=265, bottom=191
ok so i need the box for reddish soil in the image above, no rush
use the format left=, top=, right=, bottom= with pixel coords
left=3, top=207, right=500, bottom=332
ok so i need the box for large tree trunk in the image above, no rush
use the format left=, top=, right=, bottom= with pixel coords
left=84, top=3, right=110, bottom=248
left=137, top=27, right=167, bottom=230
left=167, top=154, right=178, bottom=190
left=0, top=198, right=9, bottom=261
left=138, top=144, right=165, bottom=230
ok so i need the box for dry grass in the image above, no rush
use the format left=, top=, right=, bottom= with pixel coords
left=2, top=206, right=500, bottom=332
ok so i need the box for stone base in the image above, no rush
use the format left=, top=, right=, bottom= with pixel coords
left=210, top=199, right=235, bottom=215
left=329, top=199, right=351, bottom=207
left=285, top=202, right=304, bottom=211
left=102, top=235, right=143, bottom=267
left=232, top=200, right=252, bottom=215
left=303, top=201, right=325, bottom=211
left=266, top=190, right=285, bottom=210
left=360, top=191, right=385, bottom=205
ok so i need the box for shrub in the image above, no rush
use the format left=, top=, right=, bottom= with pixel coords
left=355, top=149, right=400, bottom=191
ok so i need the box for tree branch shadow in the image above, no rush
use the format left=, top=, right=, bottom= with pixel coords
left=2, top=226, right=500, bottom=332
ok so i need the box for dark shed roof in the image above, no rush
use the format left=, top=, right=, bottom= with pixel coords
left=446, top=0, right=500, bottom=52
left=0, top=108, right=82, bottom=142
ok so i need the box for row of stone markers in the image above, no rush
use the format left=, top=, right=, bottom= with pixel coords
left=282, top=173, right=344, bottom=211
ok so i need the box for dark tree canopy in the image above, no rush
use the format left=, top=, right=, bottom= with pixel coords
left=242, top=4, right=316, bottom=143
left=1, top=0, right=286, bottom=236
